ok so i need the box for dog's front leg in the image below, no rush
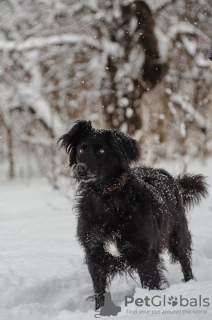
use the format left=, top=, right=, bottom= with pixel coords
left=137, top=252, right=168, bottom=290
left=87, top=255, right=108, bottom=310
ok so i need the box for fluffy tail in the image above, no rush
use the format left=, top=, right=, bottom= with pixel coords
left=178, top=174, right=208, bottom=210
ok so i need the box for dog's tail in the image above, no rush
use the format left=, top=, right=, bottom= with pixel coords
left=177, top=174, right=208, bottom=210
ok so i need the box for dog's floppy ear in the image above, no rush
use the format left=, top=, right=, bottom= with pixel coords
left=108, top=130, right=140, bottom=165
left=58, top=120, right=92, bottom=166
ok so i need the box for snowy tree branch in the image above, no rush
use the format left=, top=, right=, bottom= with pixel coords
left=0, top=34, right=101, bottom=52
left=168, top=22, right=210, bottom=42
left=170, top=94, right=207, bottom=132
left=154, top=0, right=176, bottom=15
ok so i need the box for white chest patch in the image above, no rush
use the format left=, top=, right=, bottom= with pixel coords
left=104, top=240, right=121, bottom=257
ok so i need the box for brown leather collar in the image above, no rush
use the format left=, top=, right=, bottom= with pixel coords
left=102, top=172, right=128, bottom=195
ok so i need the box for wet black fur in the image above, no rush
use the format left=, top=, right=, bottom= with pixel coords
left=58, top=120, right=208, bottom=310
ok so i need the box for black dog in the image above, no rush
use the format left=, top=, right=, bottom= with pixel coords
left=59, top=120, right=208, bottom=310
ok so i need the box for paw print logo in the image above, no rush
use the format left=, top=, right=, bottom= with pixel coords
left=168, top=296, right=178, bottom=306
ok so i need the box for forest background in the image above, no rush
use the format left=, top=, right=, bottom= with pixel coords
left=0, top=0, right=211, bottom=185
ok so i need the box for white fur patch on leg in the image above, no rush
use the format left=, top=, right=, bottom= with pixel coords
left=104, top=240, right=121, bottom=257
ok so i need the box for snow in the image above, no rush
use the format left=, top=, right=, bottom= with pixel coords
left=0, top=34, right=100, bottom=52
left=155, top=28, right=169, bottom=61
left=181, top=36, right=197, bottom=56
left=145, top=0, right=172, bottom=11
left=0, top=159, right=212, bottom=319
left=169, top=93, right=207, bottom=131
left=156, top=22, right=210, bottom=61
left=195, top=54, right=211, bottom=68
left=168, top=22, right=197, bottom=39
left=167, top=22, right=210, bottom=42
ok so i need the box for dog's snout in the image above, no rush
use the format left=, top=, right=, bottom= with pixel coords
left=77, top=164, right=87, bottom=175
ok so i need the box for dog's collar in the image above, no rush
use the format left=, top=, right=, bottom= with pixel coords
left=101, top=172, right=128, bottom=195
left=86, top=172, right=128, bottom=196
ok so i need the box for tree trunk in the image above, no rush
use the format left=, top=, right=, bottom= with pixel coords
left=102, top=0, right=167, bottom=134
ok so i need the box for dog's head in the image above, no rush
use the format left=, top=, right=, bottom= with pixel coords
left=58, top=120, right=140, bottom=182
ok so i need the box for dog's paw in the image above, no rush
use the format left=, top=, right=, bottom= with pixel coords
left=104, top=240, right=121, bottom=257
left=160, top=282, right=170, bottom=289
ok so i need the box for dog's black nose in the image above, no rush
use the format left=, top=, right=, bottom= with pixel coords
left=77, top=164, right=87, bottom=176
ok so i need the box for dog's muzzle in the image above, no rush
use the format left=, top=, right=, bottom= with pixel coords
left=76, top=163, right=88, bottom=179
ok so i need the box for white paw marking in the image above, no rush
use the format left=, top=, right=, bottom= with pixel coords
left=104, top=240, right=121, bottom=257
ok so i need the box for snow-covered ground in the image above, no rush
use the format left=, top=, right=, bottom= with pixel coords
left=0, top=160, right=212, bottom=320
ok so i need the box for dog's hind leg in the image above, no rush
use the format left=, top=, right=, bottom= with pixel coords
left=179, top=251, right=193, bottom=282
left=169, top=222, right=193, bottom=282
left=87, top=255, right=109, bottom=310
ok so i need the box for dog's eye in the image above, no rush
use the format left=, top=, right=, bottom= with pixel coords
left=99, top=149, right=105, bottom=154
left=79, top=149, right=84, bottom=154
